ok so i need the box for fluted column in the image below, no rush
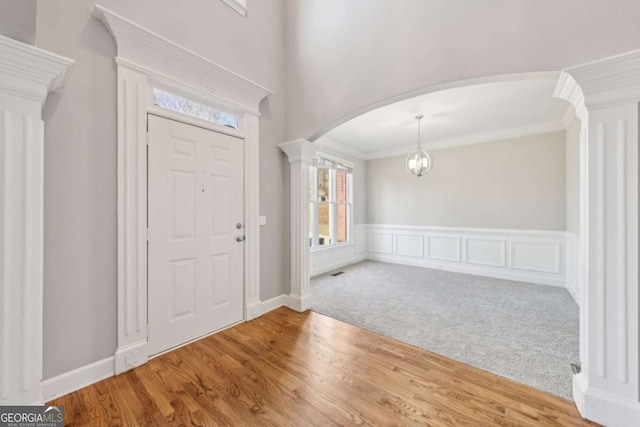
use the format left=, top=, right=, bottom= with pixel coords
left=555, top=50, right=640, bottom=426
left=0, top=35, right=72, bottom=405
left=278, top=139, right=317, bottom=311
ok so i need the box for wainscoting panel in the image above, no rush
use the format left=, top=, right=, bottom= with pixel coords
left=511, top=241, right=561, bottom=273
left=466, top=238, right=506, bottom=267
left=366, top=225, right=569, bottom=287
left=368, top=232, right=393, bottom=254
left=427, top=236, right=461, bottom=262
left=396, top=234, right=424, bottom=258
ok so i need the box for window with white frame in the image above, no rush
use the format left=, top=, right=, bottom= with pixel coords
left=309, top=156, right=353, bottom=250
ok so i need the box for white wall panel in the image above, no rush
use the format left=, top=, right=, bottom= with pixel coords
left=366, top=225, right=568, bottom=287
left=368, top=232, right=393, bottom=254
left=466, top=238, right=506, bottom=267
left=396, top=234, right=424, bottom=258
left=511, top=241, right=561, bottom=273
left=427, top=236, right=461, bottom=262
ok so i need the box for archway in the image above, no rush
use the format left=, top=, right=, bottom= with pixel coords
left=280, top=51, right=640, bottom=426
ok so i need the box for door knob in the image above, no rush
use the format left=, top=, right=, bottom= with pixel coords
left=236, top=235, right=246, bottom=242
left=236, top=222, right=243, bottom=229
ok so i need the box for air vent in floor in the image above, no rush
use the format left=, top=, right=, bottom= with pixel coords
left=331, top=271, right=344, bottom=277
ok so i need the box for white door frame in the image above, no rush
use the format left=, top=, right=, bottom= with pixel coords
left=94, top=5, right=272, bottom=374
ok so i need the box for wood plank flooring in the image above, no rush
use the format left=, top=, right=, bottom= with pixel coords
left=49, top=307, right=597, bottom=426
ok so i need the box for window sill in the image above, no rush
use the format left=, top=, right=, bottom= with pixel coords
left=310, top=242, right=354, bottom=253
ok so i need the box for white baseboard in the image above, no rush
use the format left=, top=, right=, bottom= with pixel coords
left=114, top=340, right=148, bottom=374
left=566, top=277, right=580, bottom=305
left=286, top=294, right=313, bottom=312
left=310, top=254, right=367, bottom=277
left=573, top=373, right=640, bottom=426
left=41, top=357, right=114, bottom=402
left=367, top=254, right=566, bottom=287
left=246, top=295, right=288, bottom=320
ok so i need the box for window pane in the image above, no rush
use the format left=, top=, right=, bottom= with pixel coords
left=317, top=166, right=331, bottom=202
left=337, top=203, right=349, bottom=243
left=336, top=170, right=347, bottom=202
left=318, top=203, right=330, bottom=246
left=153, top=89, right=239, bottom=129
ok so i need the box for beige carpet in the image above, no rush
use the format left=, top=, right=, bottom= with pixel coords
left=311, top=260, right=579, bottom=400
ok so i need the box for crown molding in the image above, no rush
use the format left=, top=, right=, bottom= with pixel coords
left=363, top=120, right=567, bottom=160
left=0, top=35, right=73, bottom=105
left=314, top=135, right=368, bottom=160
left=558, top=49, right=640, bottom=110
left=93, top=5, right=272, bottom=115
left=554, top=71, right=587, bottom=121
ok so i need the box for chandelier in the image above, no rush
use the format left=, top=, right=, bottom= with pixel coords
left=406, top=115, right=432, bottom=177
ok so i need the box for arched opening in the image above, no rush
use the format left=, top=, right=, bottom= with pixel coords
left=306, top=72, right=582, bottom=400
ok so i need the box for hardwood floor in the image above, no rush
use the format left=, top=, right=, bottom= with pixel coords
left=49, top=307, right=596, bottom=426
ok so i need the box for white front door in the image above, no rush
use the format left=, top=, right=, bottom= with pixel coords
left=147, top=114, right=244, bottom=356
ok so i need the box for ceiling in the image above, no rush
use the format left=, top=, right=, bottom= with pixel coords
left=318, top=77, right=573, bottom=159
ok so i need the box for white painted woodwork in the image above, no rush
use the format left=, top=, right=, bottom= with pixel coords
left=310, top=224, right=367, bottom=277
left=278, top=139, right=318, bottom=311
left=0, top=35, right=72, bottom=405
left=147, top=115, right=244, bottom=356
left=396, top=234, right=424, bottom=258
left=466, top=238, right=506, bottom=268
left=94, top=5, right=271, bottom=371
left=427, top=236, right=461, bottom=262
left=366, top=225, right=567, bottom=287
left=554, top=50, right=640, bottom=426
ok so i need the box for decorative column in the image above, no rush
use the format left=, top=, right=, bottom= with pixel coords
left=0, top=35, right=72, bottom=405
left=555, top=50, right=640, bottom=426
left=278, top=139, right=317, bottom=312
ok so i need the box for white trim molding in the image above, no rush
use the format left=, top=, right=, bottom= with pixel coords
left=94, top=5, right=272, bottom=375
left=0, top=35, right=73, bottom=406
left=555, top=50, right=640, bottom=427
left=365, top=120, right=568, bottom=160
left=310, top=224, right=367, bottom=277
left=278, top=139, right=319, bottom=312
left=42, top=357, right=114, bottom=403
left=364, top=225, right=568, bottom=287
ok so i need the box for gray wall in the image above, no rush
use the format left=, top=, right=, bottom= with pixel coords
left=365, top=132, right=567, bottom=231
left=565, top=119, right=581, bottom=233
left=37, top=0, right=287, bottom=379
left=0, top=0, right=36, bottom=44
left=285, top=0, right=640, bottom=141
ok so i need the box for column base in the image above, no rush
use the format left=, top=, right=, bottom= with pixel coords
left=573, top=373, right=640, bottom=427
left=286, top=294, right=313, bottom=312
left=114, top=341, right=148, bottom=374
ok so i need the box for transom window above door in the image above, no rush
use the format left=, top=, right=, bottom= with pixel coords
left=309, top=155, right=353, bottom=250
left=153, top=88, right=240, bottom=129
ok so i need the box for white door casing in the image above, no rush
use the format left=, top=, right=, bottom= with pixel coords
left=93, top=6, right=272, bottom=373
left=147, top=115, right=244, bottom=356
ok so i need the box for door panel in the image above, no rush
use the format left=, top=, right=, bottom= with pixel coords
left=148, top=115, right=244, bottom=356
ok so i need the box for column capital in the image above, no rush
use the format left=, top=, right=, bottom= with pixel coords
left=0, top=35, right=73, bottom=106
left=278, top=139, right=318, bottom=164
left=555, top=49, right=640, bottom=114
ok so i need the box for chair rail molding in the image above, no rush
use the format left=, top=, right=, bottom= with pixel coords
left=0, top=34, right=73, bottom=405
left=555, top=49, right=640, bottom=426
left=93, top=5, right=272, bottom=374
left=278, top=139, right=318, bottom=312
